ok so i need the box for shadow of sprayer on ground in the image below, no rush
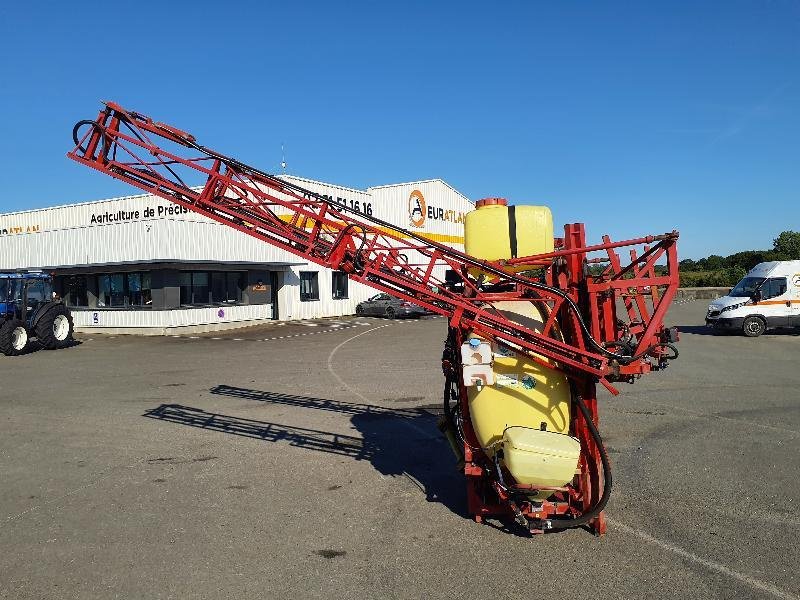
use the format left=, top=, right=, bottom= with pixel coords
left=143, top=385, right=467, bottom=518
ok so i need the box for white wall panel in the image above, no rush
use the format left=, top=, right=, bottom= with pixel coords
left=72, top=303, right=272, bottom=328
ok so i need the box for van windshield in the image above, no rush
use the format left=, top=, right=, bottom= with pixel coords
left=730, top=277, right=765, bottom=297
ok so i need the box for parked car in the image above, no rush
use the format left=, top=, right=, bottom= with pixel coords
left=355, top=294, right=426, bottom=319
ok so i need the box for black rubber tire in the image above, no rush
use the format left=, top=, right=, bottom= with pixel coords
left=356, top=305, right=365, bottom=316
left=385, top=307, right=396, bottom=320
left=35, top=304, right=74, bottom=349
left=742, top=316, right=765, bottom=337
left=0, top=319, right=29, bottom=356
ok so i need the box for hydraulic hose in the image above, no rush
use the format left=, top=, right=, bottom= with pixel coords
left=72, top=120, right=109, bottom=156
left=95, top=108, right=669, bottom=366
left=545, top=392, right=612, bottom=531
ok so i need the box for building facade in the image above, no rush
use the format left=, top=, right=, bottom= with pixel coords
left=0, top=176, right=472, bottom=333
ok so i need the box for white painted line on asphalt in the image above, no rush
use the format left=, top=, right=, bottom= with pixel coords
left=326, top=325, right=390, bottom=404
left=164, top=317, right=411, bottom=343
left=1, top=457, right=148, bottom=528
left=608, top=517, right=799, bottom=600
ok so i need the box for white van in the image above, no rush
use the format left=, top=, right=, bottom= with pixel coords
left=706, top=260, right=800, bottom=336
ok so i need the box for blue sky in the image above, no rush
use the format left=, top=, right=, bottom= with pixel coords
left=0, top=1, right=797, bottom=259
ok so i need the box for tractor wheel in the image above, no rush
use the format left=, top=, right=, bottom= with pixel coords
left=742, top=316, right=765, bottom=338
left=0, top=319, right=29, bottom=356
left=35, top=304, right=74, bottom=349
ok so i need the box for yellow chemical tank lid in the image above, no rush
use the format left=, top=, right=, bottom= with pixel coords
left=503, top=427, right=580, bottom=459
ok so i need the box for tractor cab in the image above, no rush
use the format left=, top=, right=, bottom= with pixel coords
left=0, top=272, right=73, bottom=356
left=0, top=272, right=53, bottom=319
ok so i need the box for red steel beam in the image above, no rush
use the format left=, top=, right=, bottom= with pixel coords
left=67, top=102, right=680, bottom=389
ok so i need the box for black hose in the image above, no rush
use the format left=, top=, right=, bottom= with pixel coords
left=95, top=108, right=671, bottom=367
left=545, top=392, right=612, bottom=531
left=169, top=121, right=662, bottom=366
left=659, top=342, right=679, bottom=360
left=72, top=120, right=105, bottom=154
left=336, top=224, right=367, bottom=272
left=442, top=375, right=454, bottom=425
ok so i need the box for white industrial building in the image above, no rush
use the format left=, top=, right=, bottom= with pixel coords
left=0, top=176, right=472, bottom=333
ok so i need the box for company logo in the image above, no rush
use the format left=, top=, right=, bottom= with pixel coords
left=792, top=273, right=800, bottom=287
left=409, top=190, right=426, bottom=228
left=0, top=224, right=40, bottom=236
left=408, top=189, right=466, bottom=229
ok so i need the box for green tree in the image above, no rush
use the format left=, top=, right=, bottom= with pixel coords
left=773, top=231, right=800, bottom=259
left=726, top=250, right=768, bottom=271
left=704, top=254, right=725, bottom=271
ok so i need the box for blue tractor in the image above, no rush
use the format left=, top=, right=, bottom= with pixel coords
left=0, top=272, right=74, bottom=356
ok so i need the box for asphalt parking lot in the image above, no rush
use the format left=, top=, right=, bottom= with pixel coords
left=0, top=301, right=798, bottom=600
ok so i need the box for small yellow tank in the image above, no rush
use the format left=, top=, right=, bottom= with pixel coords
left=464, top=198, right=554, bottom=268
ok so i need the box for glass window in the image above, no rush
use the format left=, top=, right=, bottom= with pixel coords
left=98, top=274, right=125, bottom=307
left=179, top=272, right=192, bottom=305
left=63, top=276, right=88, bottom=307
left=0, top=279, right=7, bottom=302
left=181, top=271, right=240, bottom=305
left=127, top=272, right=152, bottom=306
left=332, top=271, right=348, bottom=300
left=226, top=272, right=243, bottom=303
left=211, top=272, right=226, bottom=303
left=762, top=277, right=787, bottom=300
left=299, top=271, right=319, bottom=302
left=10, top=279, right=22, bottom=303
left=192, top=272, right=209, bottom=304
left=25, top=280, right=48, bottom=311
left=730, top=277, right=765, bottom=297
left=96, top=272, right=151, bottom=307
left=209, top=272, right=242, bottom=304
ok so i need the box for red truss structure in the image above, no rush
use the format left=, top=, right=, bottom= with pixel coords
left=68, top=102, right=680, bottom=535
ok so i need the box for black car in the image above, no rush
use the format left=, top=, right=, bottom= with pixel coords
left=355, top=294, right=426, bottom=319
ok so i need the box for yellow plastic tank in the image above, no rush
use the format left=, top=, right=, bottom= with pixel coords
left=502, top=427, right=581, bottom=488
left=464, top=198, right=554, bottom=267
left=466, top=301, right=571, bottom=451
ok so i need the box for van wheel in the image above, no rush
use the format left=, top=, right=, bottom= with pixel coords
left=742, top=316, right=765, bottom=337
left=0, top=319, right=29, bottom=356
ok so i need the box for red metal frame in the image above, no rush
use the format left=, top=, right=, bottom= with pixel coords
left=67, top=102, right=680, bottom=535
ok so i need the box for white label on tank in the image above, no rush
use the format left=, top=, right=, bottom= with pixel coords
left=495, top=373, right=518, bottom=387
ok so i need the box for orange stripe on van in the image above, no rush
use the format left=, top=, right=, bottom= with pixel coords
left=752, top=299, right=800, bottom=306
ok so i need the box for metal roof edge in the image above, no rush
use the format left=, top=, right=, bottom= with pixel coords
left=366, top=179, right=474, bottom=204
left=0, top=186, right=205, bottom=218
left=278, top=174, right=369, bottom=196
